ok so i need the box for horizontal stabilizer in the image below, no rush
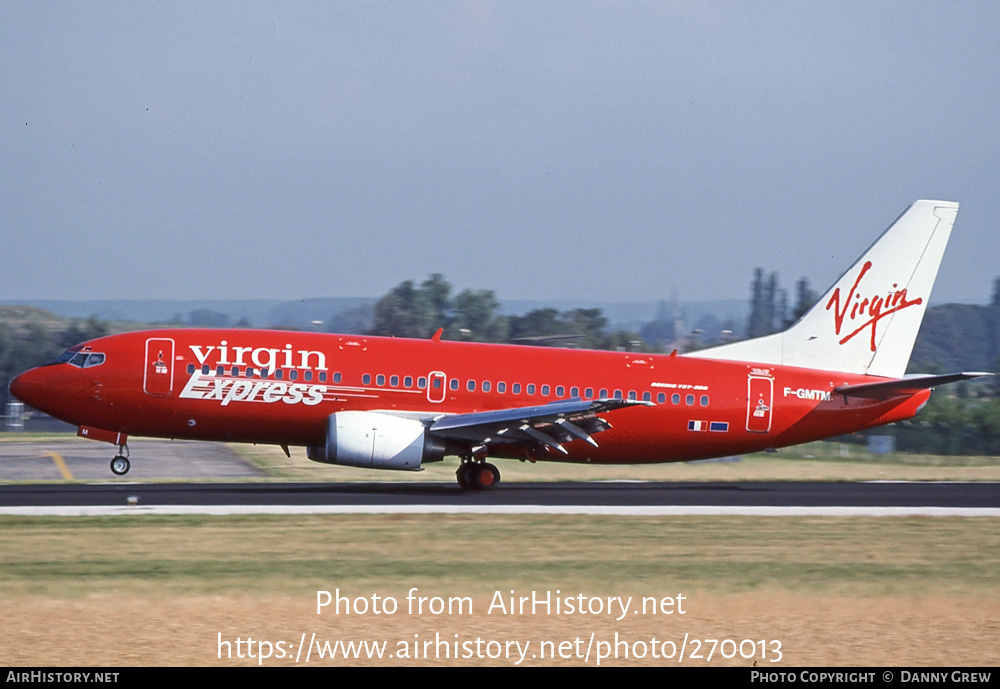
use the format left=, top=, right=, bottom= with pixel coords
left=834, top=372, right=991, bottom=400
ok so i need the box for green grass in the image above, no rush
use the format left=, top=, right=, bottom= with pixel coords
left=0, top=433, right=82, bottom=443
left=1, top=514, right=997, bottom=599
left=769, top=440, right=1000, bottom=466
left=233, top=439, right=1000, bottom=483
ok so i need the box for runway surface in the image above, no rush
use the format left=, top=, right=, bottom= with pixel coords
left=0, top=438, right=262, bottom=481
left=1, top=438, right=998, bottom=516
left=2, top=480, right=998, bottom=517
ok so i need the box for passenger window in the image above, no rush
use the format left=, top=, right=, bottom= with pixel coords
left=404, top=376, right=413, bottom=388
left=362, top=374, right=371, bottom=385
left=570, top=386, right=579, bottom=398
left=527, top=384, right=536, bottom=395
left=657, top=392, right=666, bottom=404
left=202, top=365, right=210, bottom=375
left=497, top=382, right=506, bottom=393
left=376, top=374, right=385, bottom=386
left=628, top=390, right=637, bottom=400
left=672, top=393, right=680, bottom=405
left=483, top=381, right=491, bottom=392
left=541, top=384, right=550, bottom=396
left=585, top=387, right=594, bottom=399
left=289, top=370, right=298, bottom=381
left=467, top=380, right=476, bottom=392
left=700, top=395, right=709, bottom=407
left=303, top=370, right=312, bottom=382
left=332, top=372, right=340, bottom=383
left=614, top=390, right=623, bottom=399
left=390, top=375, right=399, bottom=387
left=187, top=364, right=195, bottom=374
left=686, top=394, right=695, bottom=406
left=418, top=377, right=427, bottom=389
left=450, top=379, right=459, bottom=391
left=600, top=389, right=608, bottom=398
left=513, top=383, right=521, bottom=394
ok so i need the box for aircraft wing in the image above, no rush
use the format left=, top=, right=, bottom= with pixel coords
left=427, top=398, right=650, bottom=455
left=834, top=372, right=992, bottom=400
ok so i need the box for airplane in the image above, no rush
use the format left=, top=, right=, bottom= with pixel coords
left=8, top=200, right=988, bottom=489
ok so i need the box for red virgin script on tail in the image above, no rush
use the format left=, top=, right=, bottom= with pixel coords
left=825, top=261, right=923, bottom=351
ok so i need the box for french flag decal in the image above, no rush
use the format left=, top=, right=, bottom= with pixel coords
left=688, top=420, right=708, bottom=432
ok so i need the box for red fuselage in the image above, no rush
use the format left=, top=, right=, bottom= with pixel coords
left=10, top=329, right=927, bottom=464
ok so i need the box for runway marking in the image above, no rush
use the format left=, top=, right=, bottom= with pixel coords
left=45, top=451, right=74, bottom=481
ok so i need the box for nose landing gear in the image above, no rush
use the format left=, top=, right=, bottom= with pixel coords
left=110, top=444, right=130, bottom=476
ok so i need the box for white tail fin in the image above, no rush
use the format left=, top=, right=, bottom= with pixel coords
left=689, top=200, right=959, bottom=378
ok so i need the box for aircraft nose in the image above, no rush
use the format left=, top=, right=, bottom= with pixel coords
left=9, top=363, right=96, bottom=426
left=8, top=367, right=49, bottom=410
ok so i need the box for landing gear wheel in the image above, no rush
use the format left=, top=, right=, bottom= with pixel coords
left=474, top=463, right=500, bottom=490
left=457, top=462, right=500, bottom=490
left=110, top=455, right=131, bottom=476
left=456, top=463, right=474, bottom=489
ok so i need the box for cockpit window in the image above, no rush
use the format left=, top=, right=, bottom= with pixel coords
left=83, top=353, right=105, bottom=367
left=55, top=349, right=106, bottom=369
left=56, top=349, right=79, bottom=364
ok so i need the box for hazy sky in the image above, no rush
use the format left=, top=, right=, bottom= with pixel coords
left=3, top=2, right=998, bottom=305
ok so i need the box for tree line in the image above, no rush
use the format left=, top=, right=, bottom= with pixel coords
left=364, top=274, right=646, bottom=351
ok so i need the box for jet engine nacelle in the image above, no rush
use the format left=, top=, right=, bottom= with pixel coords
left=307, top=411, right=446, bottom=471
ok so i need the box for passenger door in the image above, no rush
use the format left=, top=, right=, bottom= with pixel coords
left=144, top=338, right=175, bottom=396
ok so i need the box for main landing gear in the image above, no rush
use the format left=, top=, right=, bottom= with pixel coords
left=110, top=444, right=130, bottom=476
left=456, top=461, right=500, bottom=490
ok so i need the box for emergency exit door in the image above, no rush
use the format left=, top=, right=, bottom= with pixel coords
left=746, top=375, right=773, bottom=433
left=427, top=371, right=447, bottom=403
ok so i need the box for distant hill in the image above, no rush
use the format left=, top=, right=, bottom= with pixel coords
left=0, top=305, right=68, bottom=333
left=0, top=305, right=143, bottom=337
left=501, top=298, right=747, bottom=333
left=1, top=297, right=748, bottom=334
left=0, top=298, right=371, bottom=330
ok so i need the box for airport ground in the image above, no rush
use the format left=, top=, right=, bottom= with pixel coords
left=1, top=435, right=998, bottom=666
left=2, top=432, right=1000, bottom=483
